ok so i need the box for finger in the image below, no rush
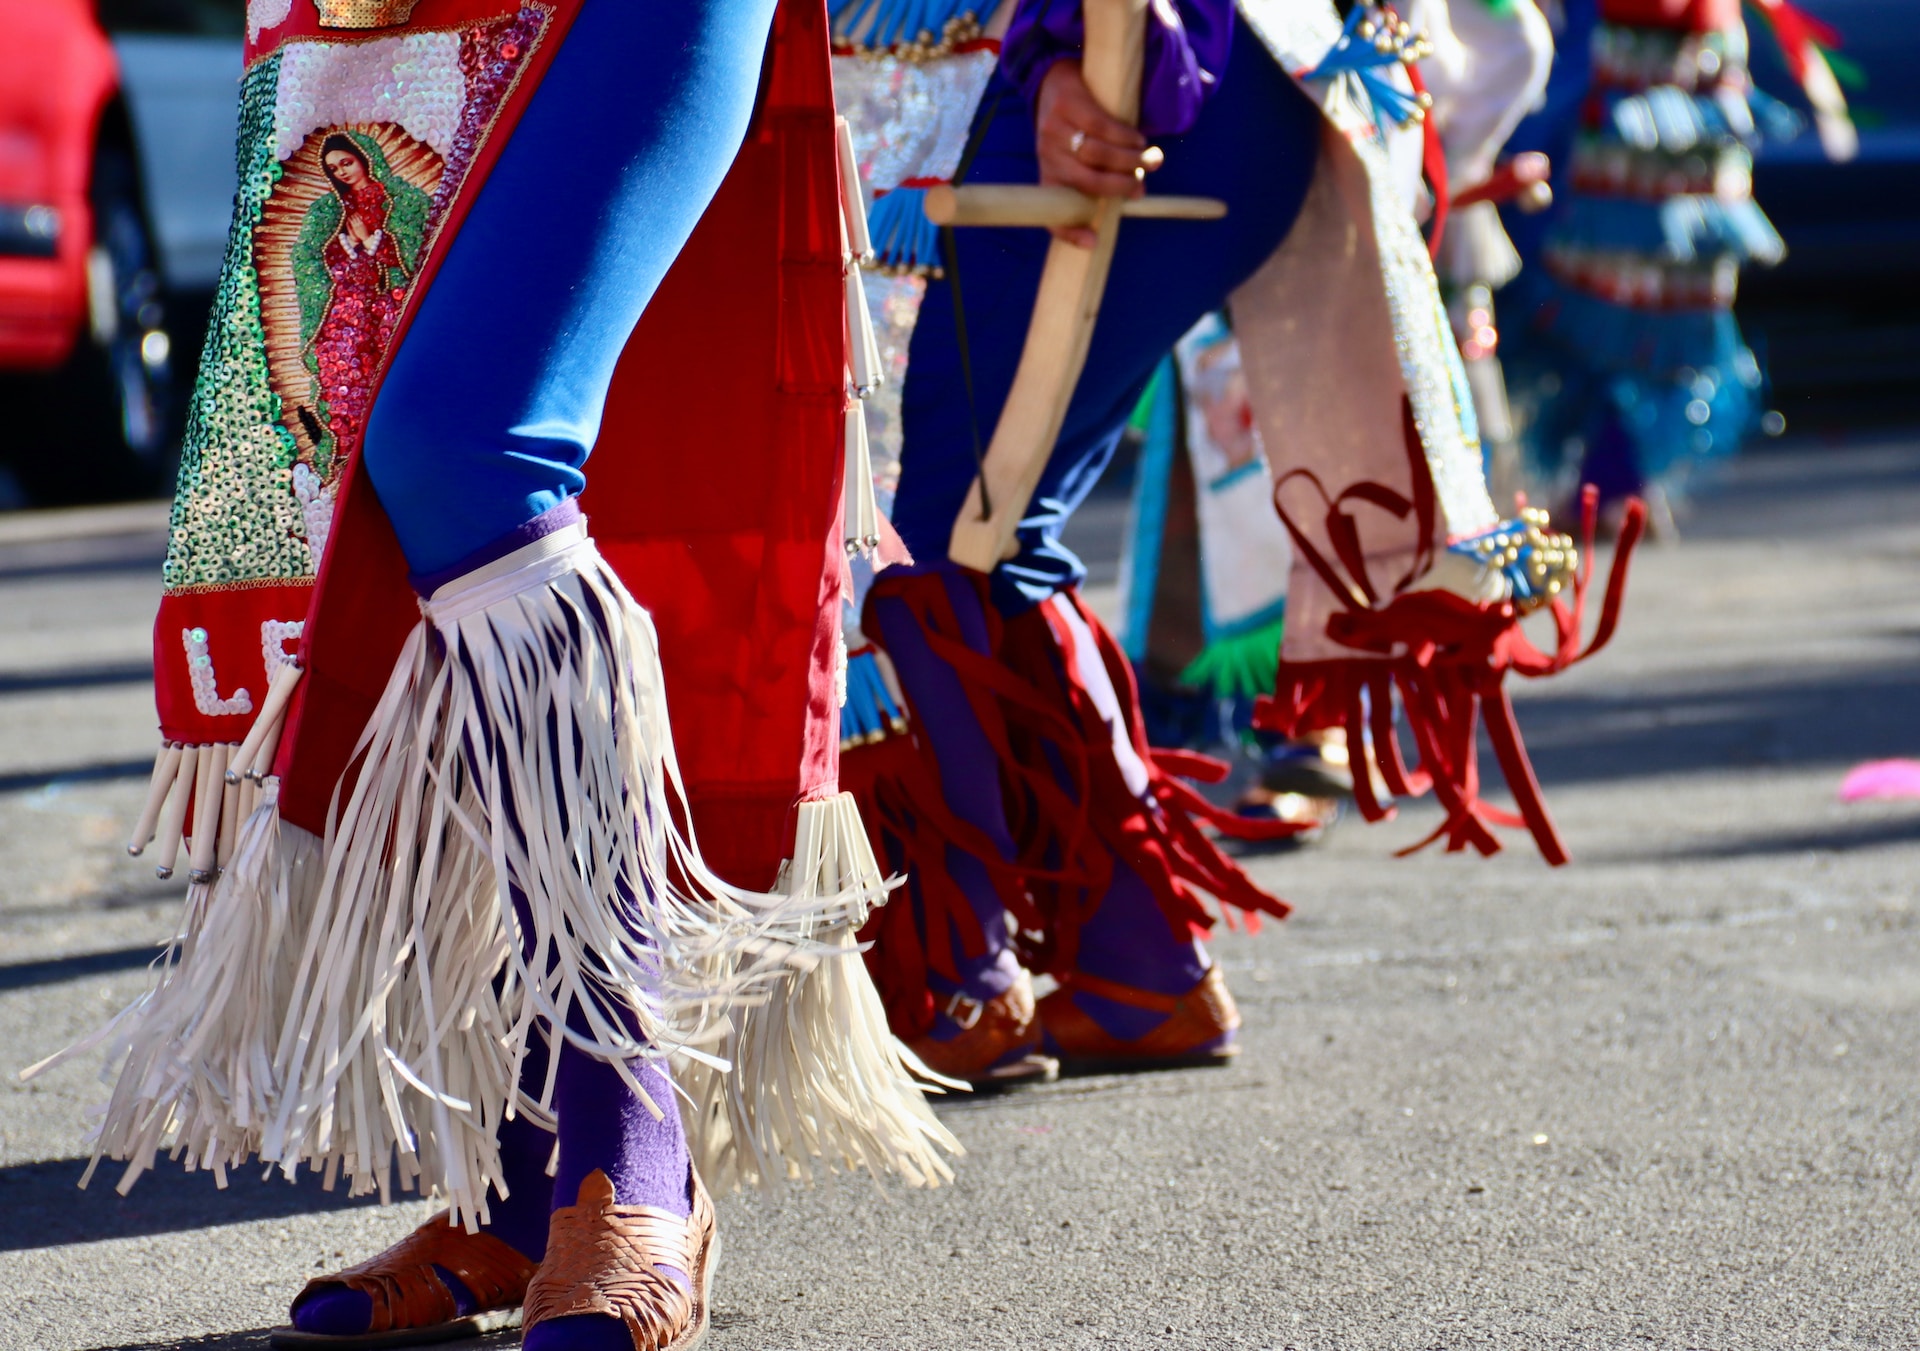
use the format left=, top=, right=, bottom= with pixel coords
left=1042, top=153, right=1147, bottom=199
left=1049, top=225, right=1100, bottom=249
left=1068, top=133, right=1158, bottom=176
left=1053, top=89, right=1147, bottom=150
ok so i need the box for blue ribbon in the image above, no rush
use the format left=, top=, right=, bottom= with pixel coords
left=1301, top=6, right=1424, bottom=144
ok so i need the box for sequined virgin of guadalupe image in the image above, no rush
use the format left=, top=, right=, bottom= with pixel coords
left=255, top=124, right=439, bottom=482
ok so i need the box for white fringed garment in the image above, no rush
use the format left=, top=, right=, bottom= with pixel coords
left=29, top=525, right=956, bottom=1222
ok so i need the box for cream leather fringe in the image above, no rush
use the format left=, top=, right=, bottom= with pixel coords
left=679, top=790, right=960, bottom=1193
left=29, top=526, right=953, bottom=1224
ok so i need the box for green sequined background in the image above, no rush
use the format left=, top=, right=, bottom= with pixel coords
left=164, top=53, right=315, bottom=592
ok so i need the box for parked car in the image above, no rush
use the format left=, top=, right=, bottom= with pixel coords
left=1741, top=0, right=1920, bottom=409
left=0, top=0, right=239, bottom=506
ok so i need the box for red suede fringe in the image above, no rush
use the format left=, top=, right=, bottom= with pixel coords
left=849, top=571, right=1294, bottom=1037
left=1259, top=476, right=1646, bottom=866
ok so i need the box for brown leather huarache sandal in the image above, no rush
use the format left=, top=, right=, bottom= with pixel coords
left=1039, top=964, right=1242, bottom=1074
left=904, top=967, right=1059, bottom=1090
left=522, top=1167, right=718, bottom=1351
left=270, top=1215, right=536, bottom=1348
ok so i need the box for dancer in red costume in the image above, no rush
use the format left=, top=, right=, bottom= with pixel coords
left=29, top=2, right=953, bottom=1348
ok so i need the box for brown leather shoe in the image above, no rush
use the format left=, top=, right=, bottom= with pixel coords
left=522, top=1167, right=717, bottom=1351
left=1038, top=965, right=1241, bottom=1072
left=905, top=967, right=1059, bottom=1088
left=274, top=1214, right=535, bottom=1347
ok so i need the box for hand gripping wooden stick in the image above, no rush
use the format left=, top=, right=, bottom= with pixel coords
left=947, top=0, right=1151, bottom=572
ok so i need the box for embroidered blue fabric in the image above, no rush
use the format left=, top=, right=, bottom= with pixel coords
left=889, top=32, right=1319, bottom=613
left=358, top=0, right=781, bottom=576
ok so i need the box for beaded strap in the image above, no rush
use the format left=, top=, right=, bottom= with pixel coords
left=523, top=1169, right=714, bottom=1351
left=291, top=1214, right=536, bottom=1333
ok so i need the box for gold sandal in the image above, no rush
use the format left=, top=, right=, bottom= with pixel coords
left=523, top=1167, right=718, bottom=1351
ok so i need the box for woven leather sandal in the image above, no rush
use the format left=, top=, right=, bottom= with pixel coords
left=1039, top=964, right=1241, bottom=1073
left=271, top=1215, right=536, bottom=1348
left=522, top=1167, right=718, bottom=1351
left=905, top=967, right=1059, bottom=1088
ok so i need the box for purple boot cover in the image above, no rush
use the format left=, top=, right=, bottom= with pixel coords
left=872, top=574, right=1025, bottom=1037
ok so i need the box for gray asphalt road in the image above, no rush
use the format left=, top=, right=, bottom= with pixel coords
left=1, top=439, right=1916, bottom=1351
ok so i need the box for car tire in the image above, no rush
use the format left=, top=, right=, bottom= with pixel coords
left=3, top=141, right=176, bottom=506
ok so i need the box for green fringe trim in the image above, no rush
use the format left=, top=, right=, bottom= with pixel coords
left=1176, top=615, right=1285, bottom=703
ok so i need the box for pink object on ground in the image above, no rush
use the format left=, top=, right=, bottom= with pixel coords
left=1839, top=760, right=1920, bottom=803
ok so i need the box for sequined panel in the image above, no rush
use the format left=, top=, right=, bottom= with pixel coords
left=831, top=49, right=997, bottom=193
left=164, top=7, right=550, bottom=591
left=314, top=0, right=422, bottom=30
left=247, top=0, right=294, bottom=43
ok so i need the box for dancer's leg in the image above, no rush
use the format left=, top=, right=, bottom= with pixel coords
left=361, top=0, right=781, bottom=576
left=869, top=575, right=1024, bottom=1006
left=291, top=0, right=778, bottom=1340
left=872, top=33, right=1318, bottom=1055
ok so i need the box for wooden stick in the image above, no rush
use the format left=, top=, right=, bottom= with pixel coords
left=228, top=661, right=302, bottom=784
left=948, top=0, right=1151, bottom=572
left=187, top=743, right=226, bottom=882
left=153, top=744, right=199, bottom=880
left=217, top=745, right=241, bottom=870
left=923, top=184, right=1227, bottom=228
left=126, top=742, right=182, bottom=856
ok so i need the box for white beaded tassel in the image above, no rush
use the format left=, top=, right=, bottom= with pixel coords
left=844, top=402, right=881, bottom=558
left=839, top=133, right=885, bottom=558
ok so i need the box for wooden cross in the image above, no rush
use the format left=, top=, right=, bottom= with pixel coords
left=938, top=0, right=1226, bottom=572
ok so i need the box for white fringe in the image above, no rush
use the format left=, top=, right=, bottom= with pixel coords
left=38, top=525, right=952, bottom=1224
left=22, top=786, right=326, bottom=1195
left=678, top=792, right=961, bottom=1194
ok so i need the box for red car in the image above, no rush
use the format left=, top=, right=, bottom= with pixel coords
left=0, top=0, right=203, bottom=504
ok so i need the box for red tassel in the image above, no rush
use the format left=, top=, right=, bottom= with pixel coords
left=1259, top=427, right=1648, bottom=865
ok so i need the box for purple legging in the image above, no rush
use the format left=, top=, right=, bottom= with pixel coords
left=871, top=568, right=1208, bottom=1040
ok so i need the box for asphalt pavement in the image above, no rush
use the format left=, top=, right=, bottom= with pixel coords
left=0, top=437, right=1916, bottom=1350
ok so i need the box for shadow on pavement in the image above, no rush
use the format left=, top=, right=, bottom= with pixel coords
left=0, top=662, right=153, bottom=695
left=0, top=758, right=155, bottom=796
left=0, top=1155, right=383, bottom=1253
left=0, top=944, right=163, bottom=991
left=1593, top=812, right=1920, bottom=864
left=79, top=1335, right=273, bottom=1351
left=1511, top=663, right=1920, bottom=787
